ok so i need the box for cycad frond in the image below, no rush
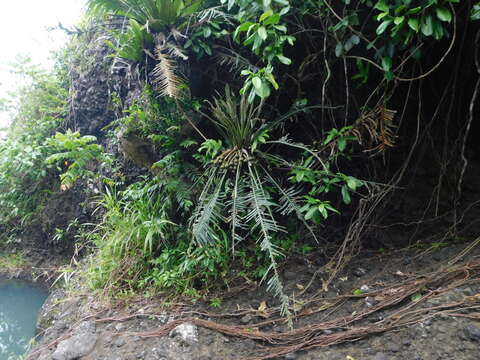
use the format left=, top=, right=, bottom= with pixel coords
left=152, top=44, right=183, bottom=98
left=191, top=171, right=226, bottom=245
left=215, top=47, right=258, bottom=74
left=246, top=164, right=290, bottom=317
left=265, top=171, right=320, bottom=244
left=225, top=166, right=249, bottom=251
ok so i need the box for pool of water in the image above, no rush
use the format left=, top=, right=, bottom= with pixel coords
left=0, top=279, right=48, bottom=359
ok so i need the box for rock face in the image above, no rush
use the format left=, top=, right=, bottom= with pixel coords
left=463, top=324, right=480, bottom=342
left=27, top=244, right=480, bottom=360
left=52, top=321, right=98, bottom=360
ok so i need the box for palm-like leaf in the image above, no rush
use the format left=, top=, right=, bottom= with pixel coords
left=191, top=170, right=226, bottom=244
left=87, top=0, right=203, bottom=31
left=151, top=43, right=184, bottom=98
left=202, top=87, right=262, bottom=149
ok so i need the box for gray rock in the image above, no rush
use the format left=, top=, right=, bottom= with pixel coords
left=373, top=352, right=388, bottom=360
left=241, top=314, right=253, bottom=324
left=353, top=267, right=367, bottom=277
left=52, top=321, right=98, bottom=360
left=365, top=296, right=377, bottom=307
left=285, top=352, right=298, bottom=359
left=114, top=336, right=126, bottom=347
left=284, top=271, right=297, bottom=280
left=360, top=284, right=370, bottom=292
left=464, top=324, right=480, bottom=341
left=169, top=322, right=198, bottom=345
left=387, top=343, right=400, bottom=353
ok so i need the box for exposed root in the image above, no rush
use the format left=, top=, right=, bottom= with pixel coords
left=126, top=260, right=480, bottom=359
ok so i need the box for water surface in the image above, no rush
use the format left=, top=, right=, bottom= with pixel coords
left=0, top=279, right=48, bottom=359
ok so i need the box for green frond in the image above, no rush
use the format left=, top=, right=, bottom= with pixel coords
left=215, top=46, right=258, bottom=75
left=264, top=170, right=320, bottom=243
left=86, top=0, right=203, bottom=31
left=225, top=165, right=249, bottom=251
left=191, top=171, right=226, bottom=245
left=245, top=164, right=290, bottom=316
left=204, top=87, right=262, bottom=149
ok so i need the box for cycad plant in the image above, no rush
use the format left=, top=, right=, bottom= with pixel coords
left=190, top=88, right=322, bottom=315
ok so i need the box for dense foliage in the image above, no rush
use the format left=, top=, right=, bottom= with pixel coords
left=1, top=0, right=478, bottom=315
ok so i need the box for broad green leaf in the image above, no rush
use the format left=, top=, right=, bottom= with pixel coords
left=277, top=55, right=292, bottom=65
left=421, top=15, right=433, bottom=36
left=252, top=77, right=262, bottom=90
left=264, top=13, right=280, bottom=25
left=374, top=1, right=389, bottom=12
left=346, top=177, right=358, bottom=190
left=258, top=26, right=268, bottom=40
left=318, top=204, right=328, bottom=219
left=255, top=81, right=271, bottom=98
left=436, top=7, right=452, bottom=22
left=381, top=56, right=392, bottom=71
left=394, top=16, right=404, bottom=25
left=376, top=20, right=392, bottom=35
left=408, top=18, right=420, bottom=32
left=260, top=10, right=273, bottom=22
left=305, top=206, right=317, bottom=220
left=335, top=43, right=343, bottom=57
left=342, top=186, right=351, bottom=204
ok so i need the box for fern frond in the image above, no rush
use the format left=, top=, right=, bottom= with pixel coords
left=246, top=164, right=290, bottom=317
left=191, top=171, right=226, bottom=245
left=195, top=6, right=234, bottom=25
left=152, top=45, right=182, bottom=98
left=226, top=165, right=249, bottom=252
left=215, top=46, right=258, bottom=74
left=165, top=43, right=189, bottom=60
left=264, top=170, right=320, bottom=244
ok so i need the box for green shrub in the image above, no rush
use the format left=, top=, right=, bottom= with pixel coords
left=0, top=59, right=68, bottom=235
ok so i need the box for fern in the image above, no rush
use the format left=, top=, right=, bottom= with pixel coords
left=246, top=164, right=290, bottom=316
left=152, top=44, right=183, bottom=98
left=191, top=170, right=226, bottom=245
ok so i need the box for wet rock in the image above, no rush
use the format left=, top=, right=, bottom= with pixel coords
left=353, top=267, right=367, bottom=277
left=464, top=324, right=480, bottom=341
left=372, top=352, right=388, bottom=360
left=170, top=323, right=198, bottom=345
left=52, top=321, right=98, bottom=360
left=114, top=336, right=126, bottom=347
left=241, top=314, right=253, bottom=324
left=284, top=271, right=297, bottom=280
left=365, top=296, right=377, bottom=307
left=360, top=285, right=370, bottom=292
left=387, top=343, right=400, bottom=353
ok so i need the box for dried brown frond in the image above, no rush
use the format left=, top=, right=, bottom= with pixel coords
left=355, top=105, right=397, bottom=155
left=151, top=45, right=183, bottom=98
left=165, top=43, right=189, bottom=60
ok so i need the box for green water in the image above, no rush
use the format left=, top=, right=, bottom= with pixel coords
left=0, top=279, right=48, bottom=359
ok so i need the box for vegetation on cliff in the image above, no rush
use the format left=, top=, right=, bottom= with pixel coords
left=1, top=0, right=479, bottom=318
